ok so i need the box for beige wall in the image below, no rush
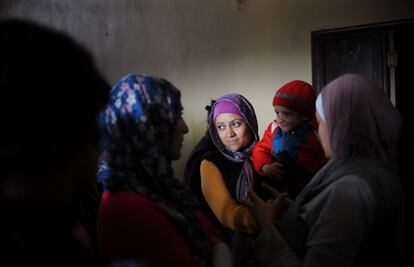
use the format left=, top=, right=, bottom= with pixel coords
left=2, top=0, right=413, bottom=179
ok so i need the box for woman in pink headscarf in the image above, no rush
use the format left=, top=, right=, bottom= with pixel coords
left=185, top=93, right=277, bottom=267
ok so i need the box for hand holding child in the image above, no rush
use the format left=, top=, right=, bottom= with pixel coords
left=262, top=162, right=284, bottom=181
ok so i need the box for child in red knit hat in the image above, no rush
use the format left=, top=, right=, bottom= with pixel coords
left=252, top=80, right=327, bottom=199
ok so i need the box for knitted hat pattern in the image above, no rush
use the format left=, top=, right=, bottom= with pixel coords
left=272, top=80, right=316, bottom=117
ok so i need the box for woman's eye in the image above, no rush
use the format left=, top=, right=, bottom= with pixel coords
left=217, top=125, right=225, bottom=131
left=233, top=121, right=241, bottom=127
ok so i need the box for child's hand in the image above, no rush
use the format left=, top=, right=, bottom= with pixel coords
left=262, top=162, right=284, bottom=180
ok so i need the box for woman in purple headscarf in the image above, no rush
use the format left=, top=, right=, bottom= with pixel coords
left=185, top=93, right=275, bottom=267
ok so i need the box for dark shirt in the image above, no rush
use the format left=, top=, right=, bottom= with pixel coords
left=1, top=198, right=99, bottom=267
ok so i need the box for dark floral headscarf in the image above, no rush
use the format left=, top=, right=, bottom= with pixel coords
left=208, top=93, right=259, bottom=200
left=97, top=74, right=210, bottom=262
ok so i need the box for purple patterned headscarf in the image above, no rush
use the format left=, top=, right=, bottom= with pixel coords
left=208, top=93, right=259, bottom=200
left=208, top=93, right=259, bottom=163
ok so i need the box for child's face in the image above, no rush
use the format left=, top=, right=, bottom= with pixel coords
left=274, top=105, right=307, bottom=132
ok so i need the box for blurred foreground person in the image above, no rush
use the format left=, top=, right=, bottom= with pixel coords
left=0, top=19, right=110, bottom=266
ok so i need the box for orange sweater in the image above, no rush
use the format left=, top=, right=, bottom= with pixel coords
left=200, top=159, right=256, bottom=233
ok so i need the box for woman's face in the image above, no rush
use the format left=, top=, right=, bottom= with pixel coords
left=274, top=105, right=307, bottom=132
left=215, top=112, right=251, bottom=152
left=316, top=112, right=333, bottom=158
left=170, top=115, right=189, bottom=160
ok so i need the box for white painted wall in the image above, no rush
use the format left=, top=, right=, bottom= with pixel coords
left=2, top=0, right=413, bottom=179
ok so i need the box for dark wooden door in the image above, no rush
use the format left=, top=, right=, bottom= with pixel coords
left=312, top=27, right=387, bottom=93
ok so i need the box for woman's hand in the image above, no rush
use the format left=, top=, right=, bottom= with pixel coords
left=242, top=183, right=292, bottom=229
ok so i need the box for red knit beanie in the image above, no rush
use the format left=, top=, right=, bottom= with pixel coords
left=272, top=80, right=316, bottom=117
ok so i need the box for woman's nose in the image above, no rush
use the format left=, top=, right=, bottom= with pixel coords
left=225, top=127, right=235, bottom=137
